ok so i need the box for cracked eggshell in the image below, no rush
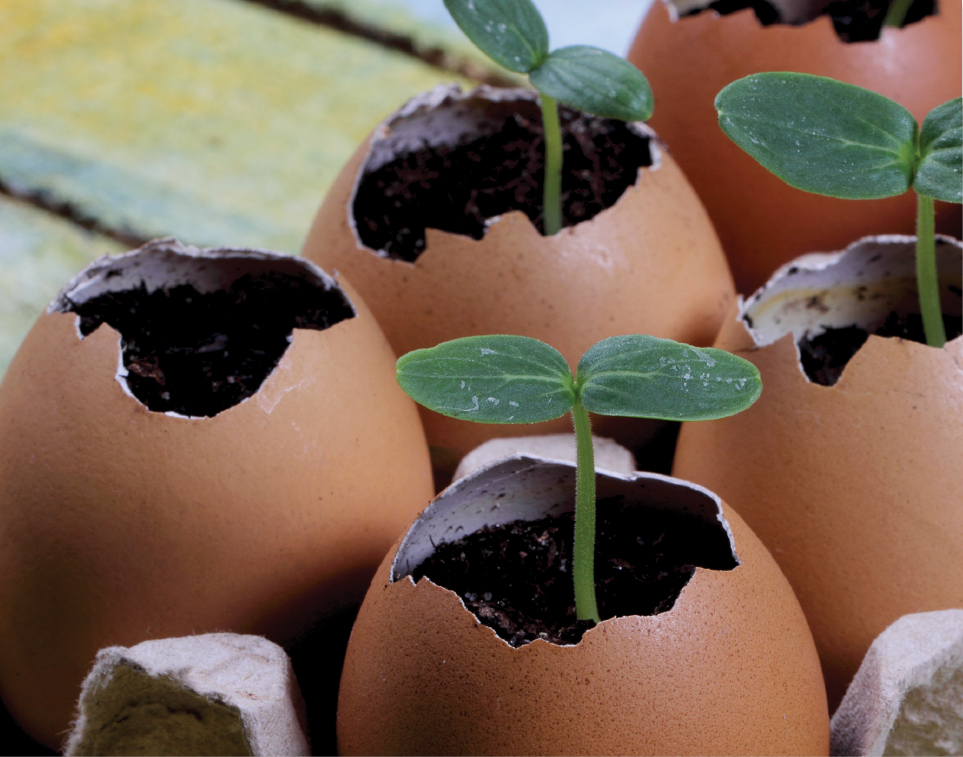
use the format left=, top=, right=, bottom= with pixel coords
left=0, top=239, right=434, bottom=748
left=671, top=235, right=963, bottom=712
left=302, top=85, right=735, bottom=469
left=337, top=456, right=828, bottom=755
left=628, top=0, right=962, bottom=295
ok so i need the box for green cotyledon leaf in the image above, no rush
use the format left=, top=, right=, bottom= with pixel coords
left=396, top=335, right=575, bottom=424
left=915, top=97, right=963, bottom=204
left=443, top=0, right=548, bottom=73
left=716, top=72, right=918, bottom=200
left=576, top=335, right=762, bottom=421
left=529, top=45, right=653, bottom=122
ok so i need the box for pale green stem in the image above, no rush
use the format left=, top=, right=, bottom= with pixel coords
left=916, top=193, right=946, bottom=348
left=883, top=0, right=915, bottom=27
left=539, top=93, right=563, bottom=236
left=571, top=400, right=600, bottom=624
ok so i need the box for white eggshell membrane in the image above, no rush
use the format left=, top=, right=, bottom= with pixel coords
left=741, top=235, right=961, bottom=351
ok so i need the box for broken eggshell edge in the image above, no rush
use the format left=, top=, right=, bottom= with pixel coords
left=48, top=237, right=356, bottom=420
left=451, top=432, right=637, bottom=482
left=338, top=454, right=829, bottom=755
left=629, top=0, right=962, bottom=295
left=302, top=83, right=736, bottom=468
left=672, top=234, right=963, bottom=712
left=0, top=238, right=435, bottom=747
left=664, top=0, right=876, bottom=26
left=741, top=233, right=962, bottom=352
left=354, top=85, right=667, bottom=226
left=391, top=454, right=739, bottom=583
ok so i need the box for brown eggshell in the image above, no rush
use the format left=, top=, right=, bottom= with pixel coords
left=672, top=235, right=963, bottom=711
left=628, top=0, right=963, bottom=294
left=0, top=240, right=434, bottom=747
left=337, top=456, right=829, bottom=755
left=302, top=85, right=735, bottom=468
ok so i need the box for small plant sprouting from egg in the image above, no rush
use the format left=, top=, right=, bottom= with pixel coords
left=716, top=72, right=962, bottom=348
left=443, top=0, right=653, bottom=235
left=396, top=333, right=761, bottom=624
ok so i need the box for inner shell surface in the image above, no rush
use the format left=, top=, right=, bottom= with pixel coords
left=673, top=0, right=936, bottom=41
left=396, top=460, right=739, bottom=648
left=412, top=499, right=739, bottom=647
left=353, top=98, right=654, bottom=262
left=742, top=236, right=962, bottom=386
left=61, top=250, right=355, bottom=417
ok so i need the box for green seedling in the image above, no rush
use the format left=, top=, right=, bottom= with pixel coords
left=716, top=73, right=962, bottom=348
left=443, top=0, right=653, bottom=236
left=883, top=0, right=916, bottom=28
left=397, top=334, right=761, bottom=625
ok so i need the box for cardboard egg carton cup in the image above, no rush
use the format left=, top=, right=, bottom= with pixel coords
left=831, top=609, right=963, bottom=756
left=65, top=634, right=309, bottom=756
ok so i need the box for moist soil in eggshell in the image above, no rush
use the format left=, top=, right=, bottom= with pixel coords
left=354, top=106, right=653, bottom=262
left=689, top=0, right=935, bottom=42
left=797, top=307, right=962, bottom=386
left=410, top=497, right=733, bottom=647
left=69, top=271, right=355, bottom=417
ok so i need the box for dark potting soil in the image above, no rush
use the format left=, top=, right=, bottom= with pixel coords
left=798, top=309, right=963, bottom=386
left=410, top=499, right=697, bottom=647
left=693, top=0, right=935, bottom=41
left=354, top=106, right=653, bottom=262
left=71, top=271, right=354, bottom=417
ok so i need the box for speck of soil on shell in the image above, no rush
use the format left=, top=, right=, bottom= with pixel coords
left=410, top=498, right=699, bottom=647
left=798, top=309, right=962, bottom=386
left=70, top=271, right=355, bottom=417
left=354, top=105, right=653, bottom=262
left=693, top=0, right=936, bottom=41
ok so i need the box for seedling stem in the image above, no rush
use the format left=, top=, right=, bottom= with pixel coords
left=540, top=93, right=564, bottom=237
left=884, top=0, right=915, bottom=28
left=716, top=74, right=961, bottom=350
left=916, top=194, right=946, bottom=346
left=571, top=399, right=600, bottom=622
left=443, top=0, right=652, bottom=237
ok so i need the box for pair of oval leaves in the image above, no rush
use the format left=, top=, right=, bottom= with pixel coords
left=444, top=0, right=652, bottom=122
left=717, top=73, right=962, bottom=204
left=397, top=335, right=761, bottom=425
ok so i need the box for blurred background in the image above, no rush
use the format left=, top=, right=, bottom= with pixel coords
left=0, top=0, right=653, bottom=381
